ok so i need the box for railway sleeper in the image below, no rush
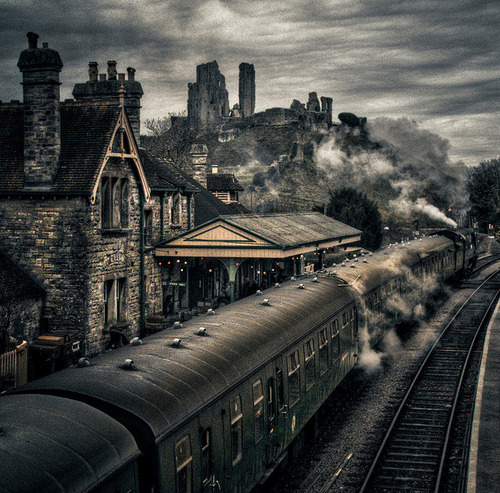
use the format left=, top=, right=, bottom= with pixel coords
left=384, top=458, right=437, bottom=468
left=373, top=475, right=434, bottom=488
left=381, top=465, right=437, bottom=475
left=390, top=438, right=442, bottom=448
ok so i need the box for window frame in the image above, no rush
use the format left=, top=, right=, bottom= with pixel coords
left=175, top=435, right=193, bottom=493
left=101, top=175, right=129, bottom=230
left=304, top=338, right=316, bottom=390
left=230, top=395, right=243, bottom=466
left=319, top=326, right=329, bottom=375
left=288, top=350, right=301, bottom=407
left=253, top=379, right=265, bottom=443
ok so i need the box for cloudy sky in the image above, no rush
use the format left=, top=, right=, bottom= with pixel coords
left=1, top=0, right=498, bottom=165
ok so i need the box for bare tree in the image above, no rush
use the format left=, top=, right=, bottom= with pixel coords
left=142, top=112, right=197, bottom=172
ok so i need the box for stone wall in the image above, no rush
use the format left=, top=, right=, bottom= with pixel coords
left=0, top=196, right=91, bottom=342
left=188, top=61, right=229, bottom=128
left=0, top=157, right=176, bottom=355
left=239, top=62, right=255, bottom=118
left=0, top=296, right=43, bottom=344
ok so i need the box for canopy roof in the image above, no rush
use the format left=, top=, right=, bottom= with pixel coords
left=156, top=212, right=362, bottom=259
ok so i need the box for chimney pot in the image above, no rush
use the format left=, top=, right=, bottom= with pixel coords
left=42, top=42, right=48, bottom=48
left=27, top=32, right=39, bottom=49
left=127, top=67, right=136, bottom=81
left=88, top=62, right=98, bottom=82
left=107, top=60, right=117, bottom=80
left=118, top=73, right=125, bottom=81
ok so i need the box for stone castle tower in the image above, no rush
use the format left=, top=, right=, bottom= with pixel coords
left=187, top=61, right=229, bottom=129
left=72, top=61, right=143, bottom=144
left=239, top=62, right=255, bottom=118
left=17, top=32, right=63, bottom=189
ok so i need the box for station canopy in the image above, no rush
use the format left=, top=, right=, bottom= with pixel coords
left=155, top=212, right=362, bottom=259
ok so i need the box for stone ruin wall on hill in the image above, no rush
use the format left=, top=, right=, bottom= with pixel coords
left=187, top=61, right=333, bottom=134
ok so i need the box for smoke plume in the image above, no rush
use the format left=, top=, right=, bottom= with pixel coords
left=315, top=117, right=468, bottom=227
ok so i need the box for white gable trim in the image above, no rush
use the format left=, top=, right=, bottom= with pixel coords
left=90, top=107, right=151, bottom=204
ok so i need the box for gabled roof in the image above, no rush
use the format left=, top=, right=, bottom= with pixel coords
left=156, top=212, right=361, bottom=259
left=222, top=212, right=361, bottom=247
left=0, top=101, right=149, bottom=199
left=53, top=103, right=122, bottom=194
left=137, top=149, right=241, bottom=224
left=207, top=173, right=244, bottom=192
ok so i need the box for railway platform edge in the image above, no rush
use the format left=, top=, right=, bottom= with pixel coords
left=468, top=299, right=500, bottom=492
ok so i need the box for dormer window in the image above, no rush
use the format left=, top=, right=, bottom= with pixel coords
left=102, top=176, right=129, bottom=230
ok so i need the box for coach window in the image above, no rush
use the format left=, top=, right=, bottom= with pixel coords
left=319, top=327, right=328, bottom=374
left=332, top=319, right=340, bottom=359
left=276, top=368, right=284, bottom=411
left=175, top=435, right=192, bottom=493
left=288, top=350, right=301, bottom=407
left=200, top=428, right=212, bottom=486
left=267, top=377, right=275, bottom=430
left=230, top=395, right=243, bottom=465
left=304, top=338, right=316, bottom=390
left=253, top=379, right=265, bottom=443
left=342, top=312, right=348, bottom=327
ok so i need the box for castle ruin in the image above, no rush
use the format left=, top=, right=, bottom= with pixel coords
left=187, top=60, right=333, bottom=134
left=187, top=61, right=230, bottom=129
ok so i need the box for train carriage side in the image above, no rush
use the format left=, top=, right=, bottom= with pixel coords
left=19, top=275, right=358, bottom=493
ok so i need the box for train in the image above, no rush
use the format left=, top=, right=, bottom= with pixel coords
left=0, top=229, right=477, bottom=493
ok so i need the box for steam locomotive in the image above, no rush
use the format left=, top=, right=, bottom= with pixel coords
left=0, top=230, right=476, bottom=493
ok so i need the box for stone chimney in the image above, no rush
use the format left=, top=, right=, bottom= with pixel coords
left=107, top=60, right=117, bottom=80
left=190, top=144, right=209, bottom=188
left=88, top=62, right=98, bottom=82
left=73, top=62, right=143, bottom=145
left=17, top=32, right=63, bottom=189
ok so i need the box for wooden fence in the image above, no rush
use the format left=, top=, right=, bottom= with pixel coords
left=0, top=341, right=28, bottom=390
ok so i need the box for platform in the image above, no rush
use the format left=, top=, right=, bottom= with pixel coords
left=468, top=299, right=500, bottom=492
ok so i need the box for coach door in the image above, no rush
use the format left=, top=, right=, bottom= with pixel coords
left=266, top=357, right=287, bottom=465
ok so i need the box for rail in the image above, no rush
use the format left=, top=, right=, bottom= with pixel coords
left=358, top=269, right=500, bottom=493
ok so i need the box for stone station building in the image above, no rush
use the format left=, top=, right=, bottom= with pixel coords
left=0, top=33, right=197, bottom=357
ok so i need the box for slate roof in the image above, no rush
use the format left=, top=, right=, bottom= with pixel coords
left=0, top=100, right=244, bottom=225
left=0, top=250, right=45, bottom=302
left=207, top=173, right=244, bottom=192
left=220, top=212, right=361, bottom=248
left=0, top=101, right=122, bottom=194
left=53, top=103, right=121, bottom=193
left=138, top=149, right=194, bottom=190
left=136, top=149, right=241, bottom=224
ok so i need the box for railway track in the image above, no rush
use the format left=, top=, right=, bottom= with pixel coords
left=358, top=269, right=500, bottom=493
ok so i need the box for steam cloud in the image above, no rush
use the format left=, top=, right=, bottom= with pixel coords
left=347, top=263, right=444, bottom=373
left=315, top=117, right=468, bottom=227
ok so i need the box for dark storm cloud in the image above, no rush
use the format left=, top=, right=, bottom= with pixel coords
left=1, top=0, right=498, bottom=164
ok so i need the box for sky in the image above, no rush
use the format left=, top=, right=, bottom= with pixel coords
left=1, top=0, right=498, bottom=166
